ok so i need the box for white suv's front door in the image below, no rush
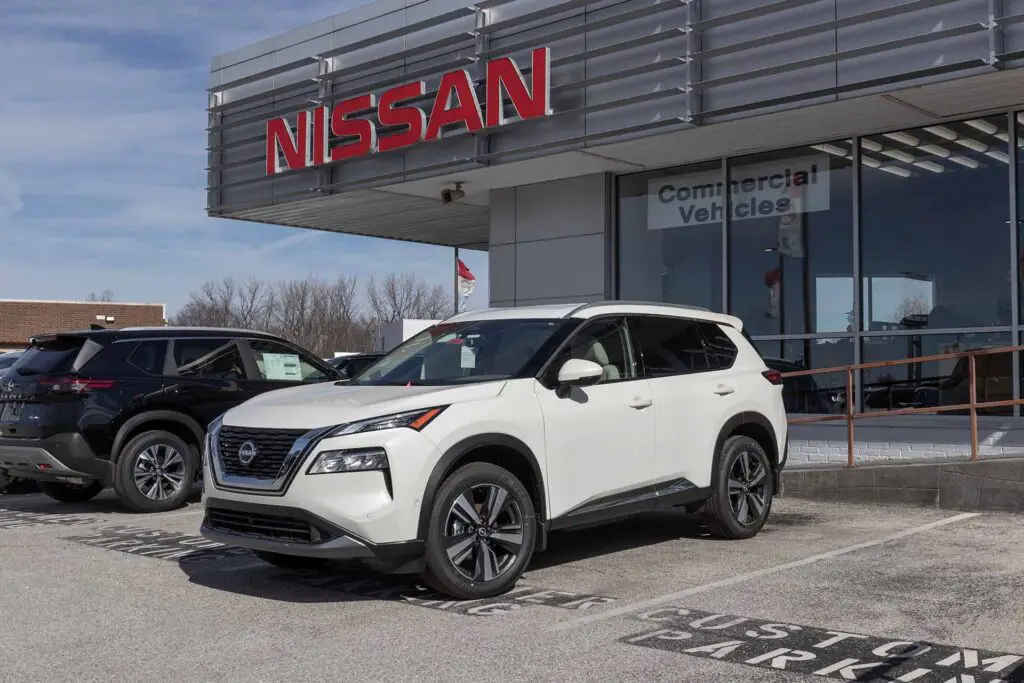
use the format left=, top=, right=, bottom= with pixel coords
left=534, top=317, right=657, bottom=523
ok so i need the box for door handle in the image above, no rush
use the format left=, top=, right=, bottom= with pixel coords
left=714, top=385, right=735, bottom=396
left=630, top=397, right=653, bottom=409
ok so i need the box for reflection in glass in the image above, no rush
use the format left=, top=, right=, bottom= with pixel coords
left=728, top=144, right=854, bottom=336
left=618, top=160, right=723, bottom=311
left=861, top=332, right=1013, bottom=416
left=859, top=116, right=1011, bottom=331
left=754, top=338, right=854, bottom=414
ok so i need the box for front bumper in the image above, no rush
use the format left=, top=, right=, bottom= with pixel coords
left=0, top=433, right=111, bottom=484
left=200, top=497, right=424, bottom=565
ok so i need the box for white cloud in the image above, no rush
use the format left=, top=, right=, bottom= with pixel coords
left=0, top=0, right=490, bottom=314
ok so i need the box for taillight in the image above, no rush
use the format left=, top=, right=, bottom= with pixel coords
left=762, top=369, right=784, bottom=385
left=36, top=376, right=117, bottom=394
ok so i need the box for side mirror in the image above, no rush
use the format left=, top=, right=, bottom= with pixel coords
left=556, top=358, right=604, bottom=387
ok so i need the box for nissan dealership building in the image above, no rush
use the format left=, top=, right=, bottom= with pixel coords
left=207, top=0, right=1024, bottom=462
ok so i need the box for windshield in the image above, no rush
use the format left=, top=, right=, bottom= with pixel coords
left=353, top=318, right=576, bottom=386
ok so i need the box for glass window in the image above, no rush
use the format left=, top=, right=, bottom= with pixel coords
left=700, top=322, right=739, bottom=370
left=728, top=143, right=854, bottom=336
left=11, top=337, right=86, bottom=375
left=860, top=117, right=1011, bottom=331
left=548, top=319, right=635, bottom=385
left=173, top=339, right=246, bottom=381
left=128, top=341, right=167, bottom=376
left=618, top=160, right=724, bottom=311
left=630, top=316, right=709, bottom=377
left=249, top=340, right=328, bottom=382
left=356, top=319, right=577, bottom=386
left=861, top=332, right=1012, bottom=416
left=753, top=338, right=854, bottom=415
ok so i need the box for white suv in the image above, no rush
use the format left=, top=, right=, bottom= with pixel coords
left=200, top=302, right=788, bottom=599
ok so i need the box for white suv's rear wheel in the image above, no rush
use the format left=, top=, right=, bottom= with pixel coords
left=421, top=462, right=536, bottom=600
left=702, top=435, right=774, bottom=539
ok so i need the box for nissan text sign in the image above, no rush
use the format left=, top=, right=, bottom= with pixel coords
left=265, top=47, right=552, bottom=175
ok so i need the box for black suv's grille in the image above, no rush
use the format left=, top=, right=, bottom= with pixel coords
left=217, top=426, right=309, bottom=480
left=206, top=507, right=326, bottom=544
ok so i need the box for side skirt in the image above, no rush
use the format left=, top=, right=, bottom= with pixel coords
left=547, top=479, right=712, bottom=533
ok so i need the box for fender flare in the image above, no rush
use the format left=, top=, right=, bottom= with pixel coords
left=416, top=433, right=546, bottom=542
left=711, top=411, right=779, bottom=489
left=111, top=410, right=206, bottom=462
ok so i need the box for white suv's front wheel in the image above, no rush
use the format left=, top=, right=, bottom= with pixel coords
left=422, top=462, right=536, bottom=600
left=702, top=435, right=774, bottom=539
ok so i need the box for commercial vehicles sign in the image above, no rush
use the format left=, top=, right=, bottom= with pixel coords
left=647, top=155, right=830, bottom=230
left=265, top=47, right=552, bottom=175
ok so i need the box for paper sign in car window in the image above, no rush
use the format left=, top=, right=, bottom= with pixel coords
left=262, top=353, right=303, bottom=380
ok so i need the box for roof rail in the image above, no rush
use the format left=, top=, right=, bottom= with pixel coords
left=564, top=300, right=712, bottom=317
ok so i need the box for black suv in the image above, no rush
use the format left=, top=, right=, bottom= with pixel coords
left=0, top=327, right=340, bottom=512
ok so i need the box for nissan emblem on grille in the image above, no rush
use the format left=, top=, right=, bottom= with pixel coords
left=237, top=441, right=258, bottom=466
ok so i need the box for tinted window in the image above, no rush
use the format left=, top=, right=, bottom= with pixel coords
left=129, top=341, right=167, bottom=376
left=249, top=340, right=328, bottom=382
left=80, top=342, right=134, bottom=376
left=11, top=338, right=86, bottom=375
left=700, top=323, right=739, bottom=369
left=630, top=316, right=708, bottom=377
left=344, top=356, right=381, bottom=379
left=549, top=319, right=635, bottom=384
left=0, top=354, right=20, bottom=370
left=173, top=339, right=245, bottom=380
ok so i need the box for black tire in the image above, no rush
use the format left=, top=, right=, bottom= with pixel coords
left=39, top=481, right=105, bottom=503
left=113, top=430, right=197, bottom=513
left=421, top=462, right=536, bottom=600
left=702, top=435, right=774, bottom=540
left=253, top=551, right=328, bottom=571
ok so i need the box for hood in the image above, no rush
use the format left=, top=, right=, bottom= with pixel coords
left=222, top=380, right=507, bottom=430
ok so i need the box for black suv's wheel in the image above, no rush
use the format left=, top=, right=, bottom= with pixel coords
left=113, top=430, right=196, bottom=513
left=253, top=551, right=327, bottom=570
left=421, top=462, right=536, bottom=600
left=39, top=481, right=105, bottom=503
left=702, top=435, right=774, bottom=540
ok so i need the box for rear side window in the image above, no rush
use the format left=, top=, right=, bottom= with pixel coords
left=700, top=323, right=739, bottom=370
left=173, top=339, right=246, bottom=380
left=129, top=341, right=168, bottom=375
left=81, top=340, right=167, bottom=377
left=11, top=338, right=87, bottom=375
left=630, top=316, right=709, bottom=377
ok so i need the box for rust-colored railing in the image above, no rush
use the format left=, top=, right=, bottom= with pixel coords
left=780, top=344, right=1024, bottom=467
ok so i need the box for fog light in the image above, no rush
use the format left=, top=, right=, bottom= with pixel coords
left=307, top=448, right=388, bottom=474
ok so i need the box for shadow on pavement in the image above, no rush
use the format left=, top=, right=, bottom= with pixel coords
left=0, top=487, right=202, bottom=515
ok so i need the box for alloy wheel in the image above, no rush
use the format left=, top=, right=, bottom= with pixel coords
left=134, top=444, right=186, bottom=501
left=728, top=450, right=769, bottom=525
left=444, top=484, right=524, bottom=582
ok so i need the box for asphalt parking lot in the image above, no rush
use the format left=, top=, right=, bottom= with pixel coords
left=1, top=492, right=1021, bottom=682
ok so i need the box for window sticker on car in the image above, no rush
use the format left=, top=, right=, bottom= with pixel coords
left=460, top=345, right=476, bottom=369
left=262, top=352, right=302, bottom=380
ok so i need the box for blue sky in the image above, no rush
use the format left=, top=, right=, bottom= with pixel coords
left=0, top=0, right=488, bottom=315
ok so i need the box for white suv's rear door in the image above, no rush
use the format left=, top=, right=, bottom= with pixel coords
left=534, top=317, right=657, bottom=522
left=628, top=315, right=737, bottom=492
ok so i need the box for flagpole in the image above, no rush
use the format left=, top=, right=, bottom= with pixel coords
left=453, top=247, right=460, bottom=315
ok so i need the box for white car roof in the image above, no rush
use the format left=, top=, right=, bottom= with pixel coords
left=447, top=301, right=744, bottom=331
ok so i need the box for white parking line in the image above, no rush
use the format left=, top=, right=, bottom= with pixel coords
left=550, top=512, right=981, bottom=631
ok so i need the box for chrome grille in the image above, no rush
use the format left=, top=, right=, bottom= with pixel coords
left=217, top=426, right=308, bottom=480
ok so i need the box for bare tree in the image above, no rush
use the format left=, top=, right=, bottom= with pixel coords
left=891, top=295, right=931, bottom=324
left=366, top=273, right=452, bottom=322
left=87, top=289, right=114, bottom=302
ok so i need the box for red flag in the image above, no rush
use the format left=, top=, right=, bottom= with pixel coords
left=457, top=258, right=475, bottom=281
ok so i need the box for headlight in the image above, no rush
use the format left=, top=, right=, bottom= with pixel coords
left=307, top=448, right=389, bottom=474
left=328, top=406, right=446, bottom=437
left=204, top=416, right=223, bottom=468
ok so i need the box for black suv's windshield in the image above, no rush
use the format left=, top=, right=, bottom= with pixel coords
left=353, top=318, right=576, bottom=386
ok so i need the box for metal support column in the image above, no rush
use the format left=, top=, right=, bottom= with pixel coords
left=685, top=0, right=703, bottom=122
left=851, top=137, right=863, bottom=413
left=208, top=93, right=224, bottom=215
left=1009, top=112, right=1020, bottom=416
left=474, top=8, right=490, bottom=163
left=316, top=57, right=331, bottom=193
left=989, top=0, right=1005, bottom=67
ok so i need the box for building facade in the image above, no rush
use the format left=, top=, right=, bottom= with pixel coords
left=208, top=0, right=1024, bottom=463
left=0, top=300, right=167, bottom=351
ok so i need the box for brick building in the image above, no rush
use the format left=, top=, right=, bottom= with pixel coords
left=0, top=299, right=166, bottom=351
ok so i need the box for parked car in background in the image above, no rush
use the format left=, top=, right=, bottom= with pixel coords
left=0, top=351, right=24, bottom=372
left=0, top=327, right=341, bottom=512
left=327, top=352, right=384, bottom=380
left=201, top=302, right=787, bottom=599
